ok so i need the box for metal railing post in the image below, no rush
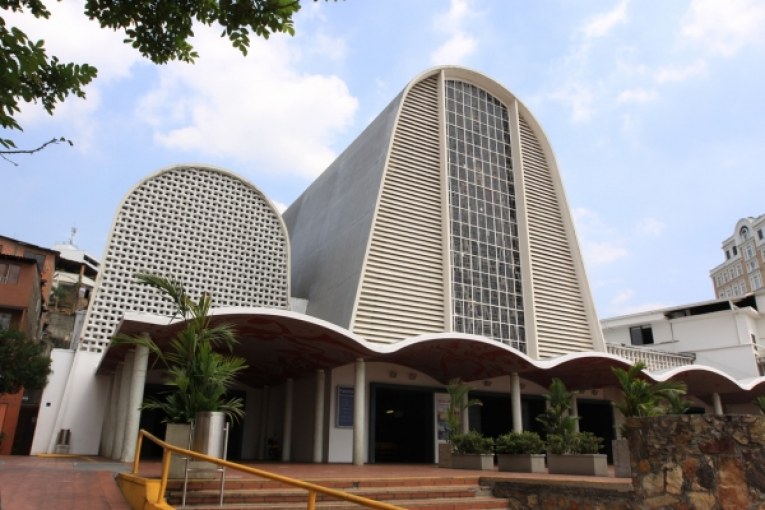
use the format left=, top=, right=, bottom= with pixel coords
left=132, top=431, right=143, bottom=474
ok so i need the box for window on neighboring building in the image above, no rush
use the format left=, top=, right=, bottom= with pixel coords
left=759, top=228, right=764, bottom=241
left=733, top=246, right=738, bottom=256
left=741, top=226, right=750, bottom=240
left=0, top=312, right=11, bottom=331
left=751, top=272, right=763, bottom=291
left=629, top=325, right=654, bottom=345
left=726, top=250, right=731, bottom=260
left=0, top=263, right=20, bottom=284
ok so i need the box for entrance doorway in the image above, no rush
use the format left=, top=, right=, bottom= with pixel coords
left=577, top=399, right=615, bottom=462
left=370, top=384, right=434, bottom=463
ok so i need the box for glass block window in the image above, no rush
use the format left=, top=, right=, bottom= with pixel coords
left=445, top=80, right=525, bottom=351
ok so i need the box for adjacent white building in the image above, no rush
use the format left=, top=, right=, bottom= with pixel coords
left=602, top=291, right=765, bottom=380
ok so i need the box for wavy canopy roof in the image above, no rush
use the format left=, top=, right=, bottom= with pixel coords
left=100, top=308, right=765, bottom=405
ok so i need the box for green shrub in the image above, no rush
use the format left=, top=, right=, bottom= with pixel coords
left=546, top=431, right=603, bottom=455
left=451, top=430, right=494, bottom=454
left=495, top=431, right=545, bottom=454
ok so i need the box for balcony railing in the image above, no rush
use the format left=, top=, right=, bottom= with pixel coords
left=606, top=344, right=695, bottom=371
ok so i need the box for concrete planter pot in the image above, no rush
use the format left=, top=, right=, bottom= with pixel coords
left=451, top=453, right=494, bottom=470
left=612, top=438, right=632, bottom=478
left=165, top=422, right=192, bottom=479
left=547, top=453, right=608, bottom=476
left=497, top=453, right=546, bottom=473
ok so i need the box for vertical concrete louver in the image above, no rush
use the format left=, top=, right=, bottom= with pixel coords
left=351, top=76, right=446, bottom=343
left=518, top=115, right=595, bottom=356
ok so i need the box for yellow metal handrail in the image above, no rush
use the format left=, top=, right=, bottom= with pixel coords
left=132, top=429, right=406, bottom=510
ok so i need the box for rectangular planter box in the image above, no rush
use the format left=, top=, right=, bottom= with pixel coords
left=497, top=453, right=546, bottom=473
left=451, top=453, right=495, bottom=470
left=547, top=453, right=608, bottom=476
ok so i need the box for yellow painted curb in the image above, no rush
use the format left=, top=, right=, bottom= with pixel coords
left=115, top=473, right=174, bottom=510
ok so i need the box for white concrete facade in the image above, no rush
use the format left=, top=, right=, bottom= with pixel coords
left=602, top=291, right=765, bottom=379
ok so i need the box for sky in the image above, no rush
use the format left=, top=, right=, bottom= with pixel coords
left=1, top=0, right=763, bottom=320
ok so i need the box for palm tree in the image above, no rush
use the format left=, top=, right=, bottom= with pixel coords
left=115, top=273, right=247, bottom=423
left=536, top=378, right=578, bottom=439
left=445, top=378, right=481, bottom=439
left=612, top=360, right=687, bottom=421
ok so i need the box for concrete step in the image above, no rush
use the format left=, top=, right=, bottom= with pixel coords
left=166, top=475, right=508, bottom=510
left=174, top=496, right=509, bottom=510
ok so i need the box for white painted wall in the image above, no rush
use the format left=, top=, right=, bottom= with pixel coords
left=34, top=350, right=110, bottom=454
left=603, top=304, right=765, bottom=379
left=30, top=349, right=74, bottom=454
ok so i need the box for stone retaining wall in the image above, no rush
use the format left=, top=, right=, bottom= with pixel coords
left=487, top=415, right=765, bottom=509
left=627, top=414, right=765, bottom=509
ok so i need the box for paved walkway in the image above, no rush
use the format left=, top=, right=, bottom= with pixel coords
left=0, top=455, right=630, bottom=510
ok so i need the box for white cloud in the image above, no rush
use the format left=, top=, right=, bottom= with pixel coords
left=611, top=288, right=635, bottom=306
left=137, top=27, right=358, bottom=178
left=6, top=1, right=142, bottom=82
left=550, top=82, right=596, bottom=122
left=573, top=208, right=629, bottom=267
left=583, top=241, right=629, bottom=266
left=430, top=0, right=479, bottom=64
left=635, top=217, right=665, bottom=236
left=616, top=88, right=658, bottom=104
left=680, top=0, right=765, bottom=56
left=431, top=32, right=478, bottom=65
left=581, top=0, right=630, bottom=39
left=5, top=1, right=144, bottom=145
left=654, top=59, right=708, bottom=84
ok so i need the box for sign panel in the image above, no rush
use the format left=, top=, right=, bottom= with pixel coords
left=336, top=386, right=354, bottom=428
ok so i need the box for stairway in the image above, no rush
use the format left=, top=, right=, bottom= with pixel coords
left=166, top=475, right=509, bottom=509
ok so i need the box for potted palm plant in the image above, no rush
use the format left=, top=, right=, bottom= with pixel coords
left=115, top=273, right=247, bottom=477
left=449, top=430, right=495, bottom=470
left=537, top=378, right=607, bottom=476
left=495, top=431, right=546, bottom=473
left=439, top=378, right=481, bottom=468
left=611, top=360, right=687, bottom=477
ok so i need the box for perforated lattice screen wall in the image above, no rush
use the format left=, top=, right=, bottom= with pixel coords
left=81, top=166, right=289, bottom=352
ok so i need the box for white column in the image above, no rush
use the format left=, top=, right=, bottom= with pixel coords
left=121, top=345, right=149, bottom=462
left=281, top=379, right=293, bottom=462
left=112, top=351, right=134, bottom=460
left=353, top=359, right=366, bottom=466
left=712, top=392, right=724, bottom=415
left=313, top=370, right=325, bottom=463
left=570, top=393, right=580, bottom=433
left=511, top=373, right=522, bottom=432
left=100, top=365, right=121, bottom=458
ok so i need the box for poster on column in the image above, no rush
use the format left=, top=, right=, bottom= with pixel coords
left=336, top=386, right=354, bottom=428
left=435, top=393, right=451, bottom=441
